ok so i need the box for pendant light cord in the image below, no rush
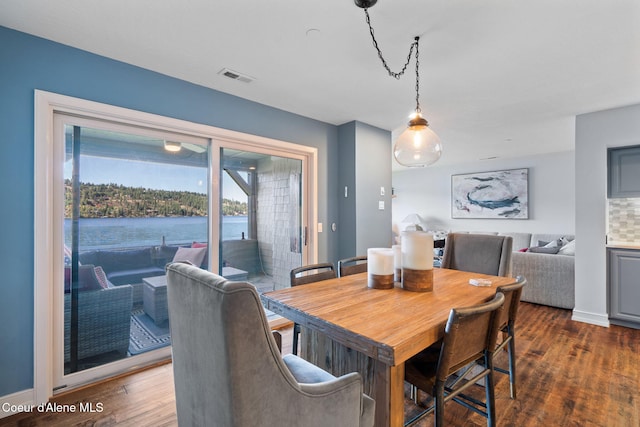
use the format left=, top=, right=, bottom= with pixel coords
left=363, top=8, right=421, bottom=113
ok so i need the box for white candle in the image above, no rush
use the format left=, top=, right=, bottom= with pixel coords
left=367, top=248, right=395, bottom=275
left=401, top=231, right=434, bottom=270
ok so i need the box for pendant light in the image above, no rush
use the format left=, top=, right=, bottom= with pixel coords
left=355, top=0, right=442, bottom=167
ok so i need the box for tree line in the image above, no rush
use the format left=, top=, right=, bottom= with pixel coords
left=64, top=180, right=247, bottom=218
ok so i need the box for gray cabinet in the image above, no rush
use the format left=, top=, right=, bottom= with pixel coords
left=608, top=248, right=640, bottom=329
left=608, top=145, right=640, bottom=198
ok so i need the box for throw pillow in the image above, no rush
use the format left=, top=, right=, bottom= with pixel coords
left=78, top=265, right=104, bottom=291
left=543, top=239, right=562, bottom=248
left=93, top=266, right=111, bottom=289
left=518, top=248, right=529, bottom=252
left=63, top=245, right=72, bottom=266
left=561, top=236, right=574, bottom=245
left=558, top=239, right=576, bottom=255
left=172, top=246, right=207, bottom=267
left=65, top=265, right=104, bottom=292
left=192, top=241, right=208, bottom=248
left=529, top=246, right=561, bottom=254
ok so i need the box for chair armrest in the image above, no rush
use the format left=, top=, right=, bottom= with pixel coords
left=283, top=354, right=375, bottom=427
left=283, top=353, right=343, bottom=384
left=297, top=371, right=363, bottom=395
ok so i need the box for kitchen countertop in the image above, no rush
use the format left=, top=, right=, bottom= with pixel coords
left=607, top=242, right=640, bottom=250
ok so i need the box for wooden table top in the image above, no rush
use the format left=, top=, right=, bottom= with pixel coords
left=261, top=268, right=516, bottom=366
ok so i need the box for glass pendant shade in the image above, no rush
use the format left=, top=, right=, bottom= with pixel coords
left=393, top=113, right=442, bottom=167
left=354, top=2, right=443, bottom=167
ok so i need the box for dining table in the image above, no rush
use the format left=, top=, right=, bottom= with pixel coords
left=260, top=268, right=517, bottom=427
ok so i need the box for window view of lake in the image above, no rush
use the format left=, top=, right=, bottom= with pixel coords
left=65, top=216, right=248, bottom=250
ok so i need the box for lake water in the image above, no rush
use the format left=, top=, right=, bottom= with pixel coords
left=65, top=216, right=248, bottom=250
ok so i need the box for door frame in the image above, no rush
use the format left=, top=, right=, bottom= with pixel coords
left=216, top=141, right=312, bottom=280
left=34, top=90, right=318, bottom=404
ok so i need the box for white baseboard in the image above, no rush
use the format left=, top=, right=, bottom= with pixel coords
left=571, top=309, right=610, bottom=327
left=0, top=389, right=35, bottom=419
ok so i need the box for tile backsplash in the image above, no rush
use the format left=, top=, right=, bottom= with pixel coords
left=608, top=198, right=640, bottom=243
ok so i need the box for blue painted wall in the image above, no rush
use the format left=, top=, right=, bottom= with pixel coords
left=0, top=26, right=341, bottom=396
left=337, top=121, right=393, bottom=259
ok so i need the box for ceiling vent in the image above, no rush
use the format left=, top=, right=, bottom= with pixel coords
left=218, top=68, right=255, bottom=83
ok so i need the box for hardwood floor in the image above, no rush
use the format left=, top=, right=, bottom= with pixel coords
left=2, top=302, right=638, bottom=426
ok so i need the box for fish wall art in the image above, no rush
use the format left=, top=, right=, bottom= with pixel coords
left=451, top=168, right=528, bottom=219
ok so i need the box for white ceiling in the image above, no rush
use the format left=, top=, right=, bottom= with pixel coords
left=2, top=0, right=640, bottom=169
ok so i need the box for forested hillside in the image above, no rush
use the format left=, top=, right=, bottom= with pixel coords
left=64, top=180, right=247, bottom=218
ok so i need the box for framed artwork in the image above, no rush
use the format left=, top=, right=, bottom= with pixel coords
left=451, top=168, right=528, bottom=219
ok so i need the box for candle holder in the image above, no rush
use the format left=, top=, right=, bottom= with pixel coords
left=367, top=248, right=395, bottom=290
left=401, top=231, right=434, bottom=292
left=401, top=268, right=433, bottom=292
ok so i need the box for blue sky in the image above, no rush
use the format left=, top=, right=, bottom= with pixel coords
left=64, top=156, right=247, bottom=201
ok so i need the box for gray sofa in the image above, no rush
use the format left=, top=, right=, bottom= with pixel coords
left=79, top=246, right=181, bottom=304
left=499, top=232, right=575, bottom=309
left=450, top=231, right=575, bottom=309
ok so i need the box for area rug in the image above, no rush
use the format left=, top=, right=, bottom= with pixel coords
left=129, top=307, right=282, bottom=355
left=129, top=309, right=171, bottom=355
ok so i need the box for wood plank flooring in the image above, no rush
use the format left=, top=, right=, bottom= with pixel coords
left=2, top=302, right=638, bottom=427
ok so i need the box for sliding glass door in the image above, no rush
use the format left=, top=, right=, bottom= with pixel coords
left=37, top=92, right=317, bottom=398
left=54, top=114, right=209, bottom=388
left=219, top=148, right=304, bottom=292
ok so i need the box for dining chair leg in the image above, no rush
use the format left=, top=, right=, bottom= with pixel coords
left=292, top=323, right=300, bottom=356
left=507, top=328, right=517, bottom=399
left=411, top=384, right=419, bottom=404
left=434, top=380, right=445, bottom=427
left=484, top=353, right=497, bottom=427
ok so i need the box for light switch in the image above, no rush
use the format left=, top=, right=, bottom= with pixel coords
left=318, top=222, right=323, bottom=233
left=380, top=186, right=385, bottom=196
left=379, top=201, right=385, bottom=210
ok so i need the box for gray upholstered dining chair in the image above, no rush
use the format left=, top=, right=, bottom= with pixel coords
left=338, top=255, right=368, bottom=277
left=166, top=262, right=375, bottom=427
left=404, top=292, right=506, bottom=427
left=290, top=262, right=337, bottom=355
left=441, top=233, right=513, bottom=277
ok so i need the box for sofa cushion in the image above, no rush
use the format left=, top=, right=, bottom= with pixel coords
left=99, top=248, right=154, bottom=270
left=499, top=232, right=532, bottom=252
left=106, top=266, right=165, bottom=286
